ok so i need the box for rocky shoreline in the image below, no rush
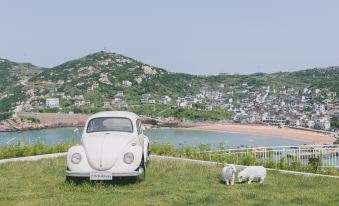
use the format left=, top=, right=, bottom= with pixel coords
left=0, top=112, right=89, bottom=132
left=0, top=112, right=178, bottom=132
left=0, top=122, right=84, bottom=132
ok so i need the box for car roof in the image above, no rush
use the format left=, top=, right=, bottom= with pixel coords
left=88, top=111, right=139, bottom=121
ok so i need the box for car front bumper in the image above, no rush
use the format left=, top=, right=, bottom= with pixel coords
left=66, top=167, right=144, bottom=177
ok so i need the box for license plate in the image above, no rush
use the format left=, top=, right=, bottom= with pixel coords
left=90, top=172, right=113, bottom=180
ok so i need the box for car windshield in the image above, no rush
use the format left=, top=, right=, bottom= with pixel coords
left=87, top=117, right=133, bottom=133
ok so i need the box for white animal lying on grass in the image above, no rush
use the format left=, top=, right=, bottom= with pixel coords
left=221, top=164, right=237, bottom=185
left=238, top=166, right=266, bottom=184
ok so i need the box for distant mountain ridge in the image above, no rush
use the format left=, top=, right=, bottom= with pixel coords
left=29, top=51, right=339, bottom=95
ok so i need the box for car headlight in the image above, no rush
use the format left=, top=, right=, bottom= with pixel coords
left=123, top=152, right=134, bottom=164
left=71, top=153, right=81, bottom=164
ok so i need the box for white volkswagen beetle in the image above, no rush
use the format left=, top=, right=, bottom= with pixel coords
left=66, top=111, right=150, bottom=182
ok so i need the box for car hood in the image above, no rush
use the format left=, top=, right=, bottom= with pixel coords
left=82, top=132, right=136, bottom=171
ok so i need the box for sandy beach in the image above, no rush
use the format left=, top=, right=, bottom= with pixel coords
left=183, top=123, right=336, bottom=144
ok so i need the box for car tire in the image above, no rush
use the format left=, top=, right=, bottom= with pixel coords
left=146, top=145, right=151, bottom=166
left=66, top=176, right=77, bottom=183
left=137, top=165, right=146, bottom=182
left=135, top=157, right=146, bottom=182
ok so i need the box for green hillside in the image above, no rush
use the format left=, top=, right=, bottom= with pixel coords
left=30, top=51, right=339, bottom=99
left=30, top=51, right=205, bottom=101
left=0, top=59, right=42, bottom=120
left=0, top=51, right=338, bottom=121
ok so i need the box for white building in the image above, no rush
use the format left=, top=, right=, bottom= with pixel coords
left=159, top=96, right=172, bottom=105
left=206, top=105, right=213, bottom=111
left=148, top=99, right=156, bottom=104
left=176, top=102, right=192, bottom=109
left=314, top=104, right=326, bottom=113
left=159, top=99, right=167, bottom=105
left=103, top=102, right=111, bottom=108
left=74, top=99, right=85, bottom=106
left=314, top=119, right=331, bottom=130
left=141, top=93, right=152, bottom=104
left=116, top=91, right=124, bottom=97
left=288, top=119, right=300, bottom=126
left=122, top=80, right=132, bottom=87
left=234, top=114, right=256, bottom=124
left=46, top=98, right=59, bottom=108
left=335, top=103, right=339, bottom=115
left=142, top=93, right=151, bottom=98
left=87, top=85, right=94, bottom=92
left=74, top=99, right=91, bottom=107
left=162, top=96, right=172, bottom=102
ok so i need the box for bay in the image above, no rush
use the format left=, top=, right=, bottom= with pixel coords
left=0, top=127, right=309, bottom=148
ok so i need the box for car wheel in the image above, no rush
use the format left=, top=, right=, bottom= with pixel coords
left=66, top=176, right=76, bottom=183
left=134, top=162, right=145, bottom=183
left=137, top=165, right=146, bottom=182
left=146, top=145, right=151, bottom=166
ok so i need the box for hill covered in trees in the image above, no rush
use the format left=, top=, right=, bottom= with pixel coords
left=0, top=59, right=42, bottom=120
left=0, top=51, right=338, bottom=121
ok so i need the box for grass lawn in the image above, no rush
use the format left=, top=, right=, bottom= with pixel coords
left=0, top=157, right=338, bottom=206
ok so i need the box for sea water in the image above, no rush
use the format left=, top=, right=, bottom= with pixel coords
left=0, top=127, right=309, bottom=148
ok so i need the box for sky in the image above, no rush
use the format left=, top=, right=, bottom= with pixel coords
left=1, top=0, right=339, bottom=75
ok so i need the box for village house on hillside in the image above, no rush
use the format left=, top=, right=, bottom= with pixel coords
left=159, top=96, right=172, bottom=105
left=74, top=99, right=91, bottom=107
left=116, top=91, right=124, bottom=97
left=176, top=97, right=193, bottom=109
left=112, top=98, right=128, bottom=108
left=103, top=101, right=111, bottom=109
left=122, top=80, right=132, bottom=87
left=46, top=98, right=59, bottom=108
left=141, top=93, right=152, bottom=104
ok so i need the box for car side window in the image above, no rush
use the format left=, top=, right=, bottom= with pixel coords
left=136, top=119, right=142, bottom=135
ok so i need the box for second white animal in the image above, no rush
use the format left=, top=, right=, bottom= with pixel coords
left=238, top=166, right=266, bottom=184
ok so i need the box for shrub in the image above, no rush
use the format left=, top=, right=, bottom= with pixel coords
left=264, top=159, right=276, bottom=168
left=289, top=160, right=303, bottom=171
left=279, top=157, right=289, bottom=170
left=240, top=152, right=256, bottom=166
left=0, top=141, right=75, bottom=159
left=307, top=156, right=322, bottom=173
